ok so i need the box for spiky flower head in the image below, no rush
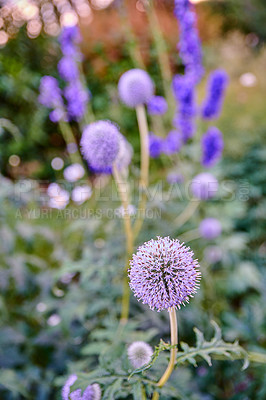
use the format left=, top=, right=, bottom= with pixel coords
left=118, top=69, right=154, bottom=108
left=127, top=341, right=153, bottom=369
left=201, top=127, right=224, bottom=168
left=199, top=218, right=222, bottom=240
left=147, top=96, right=168, bottom=115
left=129, top=236, right=200, bottom=312
left=191, top=173, right=218, bottom=200
left=81, top=121, right=120, bottom=171
left=62, top=374, right=101, bottom=400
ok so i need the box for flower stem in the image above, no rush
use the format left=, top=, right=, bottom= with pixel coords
left=152, top=307, right=178, bottom=400
left=174, top=200, right=200, bottom=229
left=133, top=104, right=150, bottom=239
left=58, top=120, right=84, bottom=166
left=113, top=165, right=134, bottom=324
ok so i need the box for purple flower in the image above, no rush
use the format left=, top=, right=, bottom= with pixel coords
left=62, top=374, right=77, bottom=400
left=201, top=127, right=224, bottom=168
left=172, top=74, right=196, bottom=117
left=64, top=81, right=90, bottom=121
left=202, top=69, right=228, bottom=119
left=127, top=341, right=153, bottom=369
left=149, top=134, right=163, bottom=158
left=174, top=1, right=203, bottom=81
left=167, top=172, right=184, bottom=185
left=129, top=236, right=200, bottom=312
left=62, top=375, right=101, bottom=400
left=162, top=130, right=183, bottom=155
left=147, top=96, right=168, bottom=115
left=191, top=173, right=218, bottom=200
left=58, top=56, right=79, bottom=82
left=80, top=121, right=120, bottom=171
left=39, top=76, right=63, bottom=109
left=118, top=69, right=154, bottom=108
left=63, top=163, right=85, bottom=182
left=49, top=108, right=65, bottom=123
left=199, top=218, right=222, bottom=240
left=173, top=114, right=195, bottom=142
left=59, top=26, right=82, bottom=57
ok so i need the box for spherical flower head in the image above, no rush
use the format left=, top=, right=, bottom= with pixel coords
left=118, top=69, right=154, bottom=108
left=63, top=163, right=85, bottom=182
left=191, top=173, right=218, bottom=200
left=147, top=96, right=168, bottom=115
left=80, top=121, right=120, bottom=171
left=127, top=341, right=153, bottom=369
left=199, top=218, right=222, bottom=240
left=47, top=183, right=69, bottom=209
left=58, top=56, right=79, bottom=82
left=115, top=133, right=133, bottom=170
left=72, top=185, right=92, bottom=205
left=129, top=236, right=201, bottom=312
left=201, top=127, right=224, bottom=168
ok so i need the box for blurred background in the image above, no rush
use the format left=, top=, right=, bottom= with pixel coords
left=0, top=0, right=265, bottom=399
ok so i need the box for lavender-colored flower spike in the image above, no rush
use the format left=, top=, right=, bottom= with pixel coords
left=70, top=389, right=82, bottom=400
left=127, top=341, right=153, bottom=369
left=59, top=26, right=82, bottom=57
left=62, top=374, right=77, bottom=400
left=199, top=218, right=222, bottom=240
left=80, top=121, right=120, bottom=171
left=201, top=127, right=224, bottom=168
left=58, top=56, right=79, bottom=82
left=39, top=76, right=63, bottom=109
left=149, top=134, right=163, bottom=158
left=162, top=130, right=183, bottom=155
left=147, top=96, right=168, bottom=115
left=202, top=69, right=228, bottom=119
left=64, top=81, right=90, bottom=122
left=118, top=69, right=154, bottom=108
left=191, top=172, right=218, bottom=200
left=129, top=236, right=200, bottom=312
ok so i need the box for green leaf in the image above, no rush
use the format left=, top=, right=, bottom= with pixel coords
left=0, top=369, right=29, bottom=397
left=102, top=378, right=123, bottom=400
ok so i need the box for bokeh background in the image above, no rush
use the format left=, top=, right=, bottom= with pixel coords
left=0, top=1, right=265, bottom=399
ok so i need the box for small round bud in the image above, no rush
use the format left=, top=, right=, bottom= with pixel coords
left=127, top=341, right=153, bottom=369
left=199, top=218, right=222, bottom=240
left=191, top=173, right=218, bottom=200
left=118, top=69, right=154, bottom=108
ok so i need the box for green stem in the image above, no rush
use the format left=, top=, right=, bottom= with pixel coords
left=113, top=165, right=134, bottom=324
left=133, top=104, right=150, bottom=239
left=58, top=121, right=84, bottom=165
left=152, top=308, right=178, bottom=400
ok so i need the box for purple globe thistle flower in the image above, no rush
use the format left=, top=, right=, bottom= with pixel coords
left=39, top=76, right=63, bottom=109
left=149, top=134, right=163, bottom=158
left=201, top=127, right=224, bottom=168
left=80, top=121, right=120, bottom=171
left=202, top=69, right=228, bottom=119
left=199, top=218, right=222, bottom=240
left=118, top=69, right=154, bottom=108
left=162, top=130, right=182, bottom=155
left=64, top=81, right=90, bottom=121
left=58, top=56, right=79, bottom=82
left=191, top=173, right=218, bottom=200
left=63, top=163, right=85, bottom=182
left=129, top=236, right=200, bottom=312
left=127, top=341, right=153, bottom=369
left=147, top=96, right=168, bottom=115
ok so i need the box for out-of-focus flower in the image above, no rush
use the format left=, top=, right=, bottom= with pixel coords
left=173, top=114, right=195, bottom=142
left=162, top=130, right=183, bottom=155
left=129, top=236, right=200, bottom=311
left=63, top=163, right=85, bottom=182
left=239, top=72, right=257, bottom=87
left=49, top=108, right=66, bottom=123
left=201, top=127, right=224, bottom=168
left=39, top=76, right=63, bottom=109
left=202, top=69, right=228, bottom=119
left=64, top=81, right=90, bottom=122
left=118, top=69, right=154, bottom=108
left=191, top=173, right=218, bottom=200
left=167, top=172, right=184, bottom=185
left=62, top=374, right=101, bottom=400
left=115, top=134, right=133, bottom=170
left=204, top=245, right=223, bottom=264
left=174, top=0, right=203, bottom=81
left=127, top=341, right=153, bottom=368
left=71, top=185, right=92, bottom=205
left=59, top=26, right=82, bottom=57
left=47, top=183, right=69, bottom=209
left=149, top=134, right=163, bottom=158
left=58, top=56, right=79, bottom=82
left=81, top=121, right=120, bottom=171
left=51, top=157, right=64, bottom=171
left=199, top=218, right=222, bottom=239
left=115, top=204, right=136, bottom=218
left=147, top=96, right=168, bottom=115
